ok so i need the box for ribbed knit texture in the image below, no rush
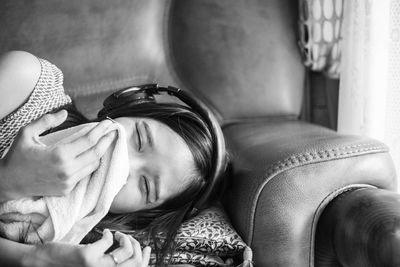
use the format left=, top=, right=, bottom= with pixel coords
left=0, top=58, right=72, bottom=158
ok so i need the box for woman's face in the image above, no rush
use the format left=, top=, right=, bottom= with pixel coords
left=109, top=117, right=196, bottom=213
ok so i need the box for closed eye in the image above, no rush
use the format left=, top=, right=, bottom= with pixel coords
left=135, top=122, right=142, bottom=151
left=142, top=175, right=150, bottom=203
left=143, top=121, right=153, bottom=148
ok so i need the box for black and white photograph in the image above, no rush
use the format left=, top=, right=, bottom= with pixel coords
left=0, top=0, right=399, bottom=266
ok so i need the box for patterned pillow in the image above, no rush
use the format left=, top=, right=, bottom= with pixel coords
left=124, top=205, right=247, bottom=266
left=166, top=251, right=227, bottom=266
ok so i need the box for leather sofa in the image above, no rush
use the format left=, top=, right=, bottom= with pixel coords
left=1, top=0, right=398, bottom=266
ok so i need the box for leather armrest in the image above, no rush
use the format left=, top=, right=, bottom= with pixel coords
left=222, top=119, right=397, bottom=266
left=315, top=187, right=400, bottom=267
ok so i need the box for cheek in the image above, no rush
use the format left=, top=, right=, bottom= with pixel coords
left=109, top=179, right=142, bottom=213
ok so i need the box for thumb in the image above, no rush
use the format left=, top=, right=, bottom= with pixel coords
left=27, top=110, right=68, bottom=136
left=142, top=246, right=151, bottom=265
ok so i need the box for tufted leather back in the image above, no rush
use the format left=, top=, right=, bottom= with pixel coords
left=0, top=1, right=170, bottom=98
left=168, top=0, right=304, bottom=121
left=0, top=0, right=304, bottom=122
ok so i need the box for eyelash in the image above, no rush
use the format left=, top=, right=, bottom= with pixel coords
left=136, top=123, right=142, bottom=151
left=142, top=175, right=150, bottom=203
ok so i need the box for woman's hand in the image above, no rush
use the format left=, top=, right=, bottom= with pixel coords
left=112, top=231, right=152, bottom=267
left=0, top=110, right=116, bottom=201
left=22, top=229, right=151, bottom=267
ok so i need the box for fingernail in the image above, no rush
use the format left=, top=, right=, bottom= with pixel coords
left=103, top=228, right=110, bottom=234
left=103, top=119, right=113, bottom=126
left=106, top=116, right=117, bottom=123
left=104, top=121, right=116, bottom=131
left=58, top=109, right=68, bottom=117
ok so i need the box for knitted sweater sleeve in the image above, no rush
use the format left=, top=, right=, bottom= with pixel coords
left=0, top=58, right=72, bottom=158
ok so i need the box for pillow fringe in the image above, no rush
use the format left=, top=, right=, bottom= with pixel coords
left=236, top=246, right=254, bottom=267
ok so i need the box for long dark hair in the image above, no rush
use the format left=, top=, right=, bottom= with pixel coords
left=58, top=101, right=215, bottom=266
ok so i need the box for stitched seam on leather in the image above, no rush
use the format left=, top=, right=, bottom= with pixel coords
left=266, top=143, right=387, bottom=176
left=308, top=184, right=376, bottom=267
left=247, top=143, right=388, bottom=245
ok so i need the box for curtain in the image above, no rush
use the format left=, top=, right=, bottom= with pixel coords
left=338, top=0, right=400, bottom=190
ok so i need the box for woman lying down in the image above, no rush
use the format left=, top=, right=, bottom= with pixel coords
left=0, top=51, right=224, bottom=267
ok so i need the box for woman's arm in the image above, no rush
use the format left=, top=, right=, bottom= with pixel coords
left=0, top=51, right=115, bottom=200
left=0, top=235, right=32, bottom=267
left=0, top=51, right=41, bottom=119
left=0, top=230, right=151, bottom=267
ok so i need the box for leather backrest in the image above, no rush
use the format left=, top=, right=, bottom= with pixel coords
left=0, top=0, right=171, bottom=97
left=0, top=0, right=304, bottom=121
left=168, top=0, right=305, bottom=121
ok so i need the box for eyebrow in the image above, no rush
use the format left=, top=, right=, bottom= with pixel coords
left=143, top=121, right=153, bottom=147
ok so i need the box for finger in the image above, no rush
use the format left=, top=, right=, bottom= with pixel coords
left=129, top=235, right=143, bottom=260
left=26, top=110, right=68, bottom=136
left=142, top=246, right=151, bottom=266
left=89, top=229, right=114, bottom=254
left=61, top=131, right=116, bottom=186
left=118, top=246, right=151, bottom=267
left=108, top=232, right=134, bottom=263
left=74, top=130, right=116, bottom=165
left=64, top=120, right=114, bottom=156
left=67, top=158, right=100, bottom=185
